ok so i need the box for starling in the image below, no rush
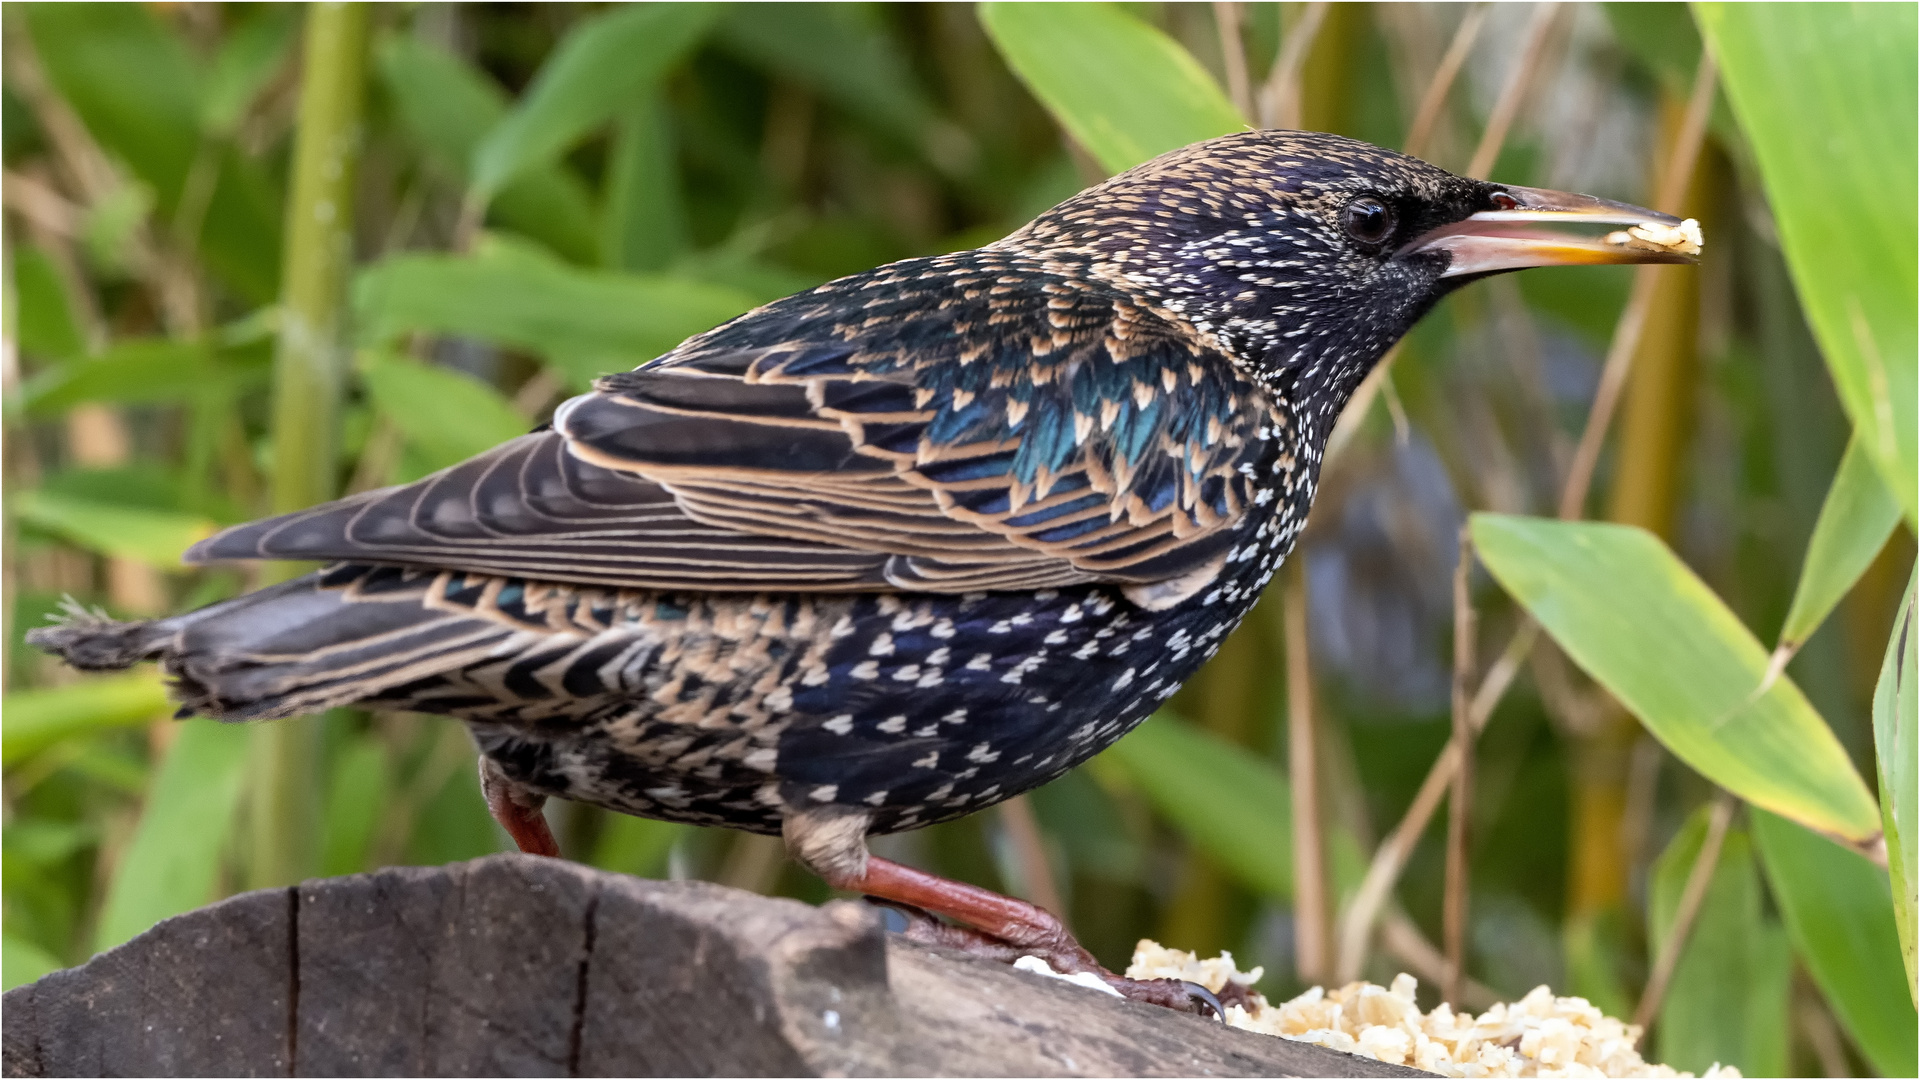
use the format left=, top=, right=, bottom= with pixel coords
left=32, top=131, right=1692, bottom=1013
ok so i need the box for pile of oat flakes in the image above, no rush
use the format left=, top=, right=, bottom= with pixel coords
left=1124, top=941, right=1739, bottom=1078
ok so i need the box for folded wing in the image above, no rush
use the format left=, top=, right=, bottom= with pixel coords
left=190, top=251, right=1285, bottom=598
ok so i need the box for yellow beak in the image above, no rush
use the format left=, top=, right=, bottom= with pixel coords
left=1410, top=184, right=1701, bottom=279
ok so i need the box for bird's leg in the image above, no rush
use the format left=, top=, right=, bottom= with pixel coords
left=854, top=855, right=1227, bottom=1013
left=784, top=804, right=1223, bottom=1016
left=479, top=756, right=560, bottom=857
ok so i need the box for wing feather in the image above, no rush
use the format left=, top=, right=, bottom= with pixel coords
left=188, top=251, right=1284, bottom=600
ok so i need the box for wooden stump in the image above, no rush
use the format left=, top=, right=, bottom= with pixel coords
left=2, top=854, right=1427, bottom=1077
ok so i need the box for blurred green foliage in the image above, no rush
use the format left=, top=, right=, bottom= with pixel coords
left=2, top=5, right=1912, bottom=1075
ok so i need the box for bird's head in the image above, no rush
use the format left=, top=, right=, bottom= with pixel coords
left=1012, top=130, right=1697, bottom=404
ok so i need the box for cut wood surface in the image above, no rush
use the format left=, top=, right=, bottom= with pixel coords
left=1, top=853, right=1429, bottom=1077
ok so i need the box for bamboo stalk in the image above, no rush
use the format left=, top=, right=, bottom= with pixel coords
left=1442, top=526, right=1477, bottom=1005
left=1795, top=972, right=1854, bottom=1077
left=1632, top=793, right=1735, bottom=1037
left=1463, top=4, right=1563, bottom=178
left=248, top=1, right=371, bottom=892
left=717, top=833, right=788, bottom=894
left=999, top=794, right=1066, bottom=920
left=1557, top=54, right=1718, bottom=521
left=1403, top=4, right=1488, bottom=161
left=1158, top=598, right=1267, bottom=954
left=1285, top=559, right=1330, bottom=984
left=1257, top=2, right=1329, bottom=129
left=1334, top=620, right=1533, bottom=981
left=1212, top=2, right=1254, bottom=124
left=267, top=3, right=369, bottom=522
left=1379, top=908, right=1501, bottom=1010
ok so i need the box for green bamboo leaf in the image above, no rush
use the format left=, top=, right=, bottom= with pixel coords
left=19, top=338, right=267, bottom=416
left=94, top=720, right=251, bottom=951
left=1874, top=566, right=1917, bottom=997
left=201, top=8, right=297, bottom=135
left=1649, top=812, right=1790, bottom=1076
left=978, top=1, right=1243, bottom=174
left=1695, top=4, right=1919, bottom=530
left=11, top=490, right=218, bottom=569
left=1470, top=514, right=1881, bottom=841
left=23, top=3, right=201, bottom=208
left=196, top=150, right=285, bottom=307
left=22, top=4, right=279, bottom=300
left=1599, top=4, right=1741, bottom=147
left=469, top=2, right=721, bottom=200
left=354, top=239, right=757, bottom=390
left=715, top=4, right=950, bottom=165
left=375, top=35, right=494, bottom=167
left=1604, top=2, right=1703, bottom=95
left=8, top=245, right=86, bottom=362
left=376, top=35, right=598, bottom=264
left=1099, top=713, right=1292, bottom=899
left=38, top=465, right=188, bottom=520
left=1777, top=436, right=1903, bottom=652
left=603, top=94, right=686, bottom=273
left=359, top=352, right=530, bottom=474
left=4, top=819, right=97, bottom=865
left=2, top=934, right=64, bottom=991
left=1751, top=809, right=1917, bottom=1075
left=1, top=670, right=170, bottom=769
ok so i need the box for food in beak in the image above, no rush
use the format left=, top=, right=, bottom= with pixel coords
left=1606, top=218, right=1704, bottom=256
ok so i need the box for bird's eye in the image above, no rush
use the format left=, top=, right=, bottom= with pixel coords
left=1343, top=196, right=1394, bottom=245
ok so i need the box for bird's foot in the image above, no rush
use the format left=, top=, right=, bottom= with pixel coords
left=867, top=887, right=1236, bottom=1014
left=783, top=808, right=1244, bottom=1018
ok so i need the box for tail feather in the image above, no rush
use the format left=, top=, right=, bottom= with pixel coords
left=27, top=597, right=187, bottom=671
left=26, top=571, right=520, bottom=721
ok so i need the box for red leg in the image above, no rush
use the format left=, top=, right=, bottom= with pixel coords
left=853, top=856, right=1098, bottom=968
left=479, top=757, right=560, bottom=857
left=781, top=805, right=1227, bottom=1015
left=844, top=856, right=1225, bottom=1014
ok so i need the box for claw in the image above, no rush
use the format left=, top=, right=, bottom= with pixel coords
left=1182, top=980, right=1226, bottom=1021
